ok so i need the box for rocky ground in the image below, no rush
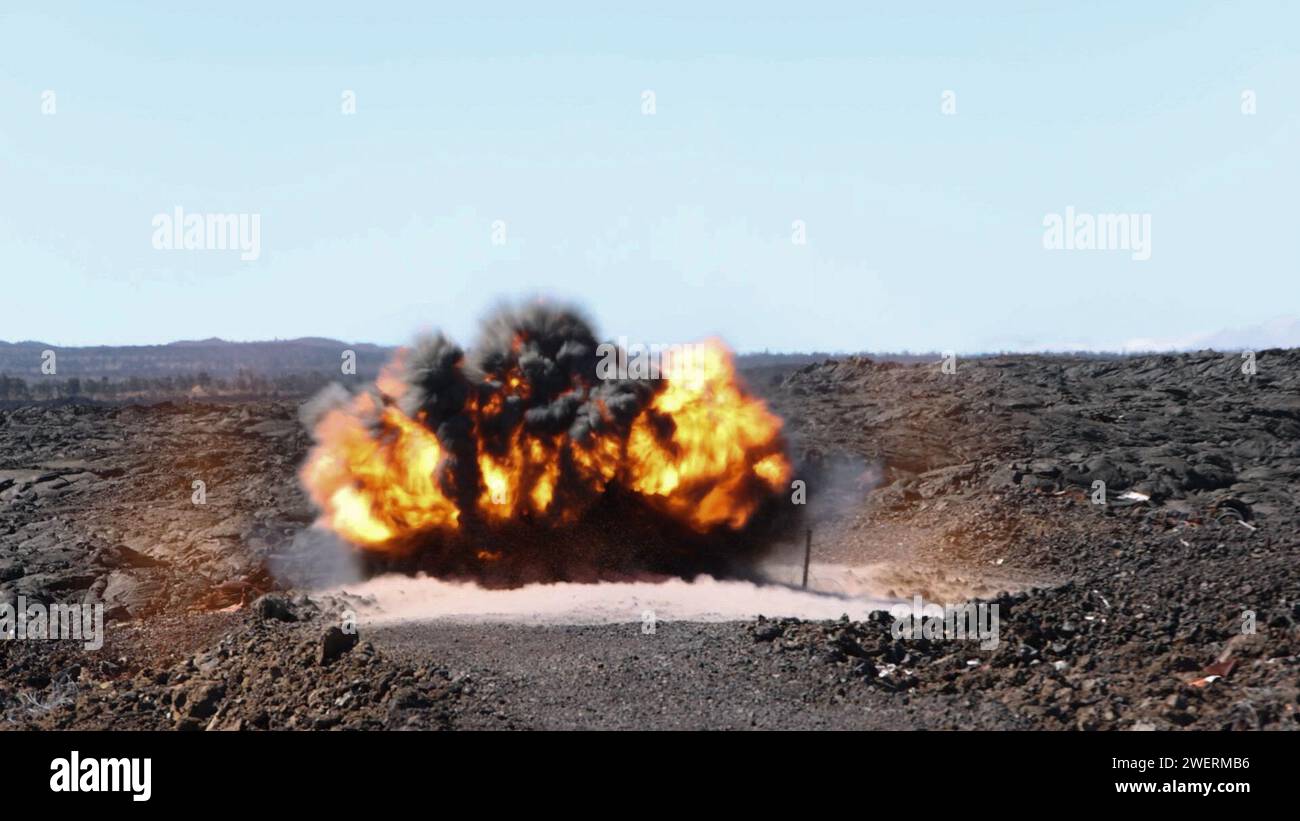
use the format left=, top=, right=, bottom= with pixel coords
left=1, top=350, right=1297, bottom=730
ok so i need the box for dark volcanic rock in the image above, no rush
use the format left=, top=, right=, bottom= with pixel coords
left=1, top=354, right=1298, bottom=730
left=0, top=560, right=24, bottom=582
left=253, top=594, right=299, bottom=623
left=319, top=626, right=359, bottom=665
left=174, top=680, right=226, bottom=720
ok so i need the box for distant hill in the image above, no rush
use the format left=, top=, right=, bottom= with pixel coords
left=0, top=338, right=395, bottom=379
left=0, top=338, right=1154, bottom=382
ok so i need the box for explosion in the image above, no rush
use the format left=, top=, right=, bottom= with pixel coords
left=300, top=304, right=792, bottom=581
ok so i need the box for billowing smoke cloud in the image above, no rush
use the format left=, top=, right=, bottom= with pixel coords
left=392, top=305, right=660, bottom=519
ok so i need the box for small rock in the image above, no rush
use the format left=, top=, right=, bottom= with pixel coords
left=253, top=593, right=298, bottom=623
left=319, top=626, right=359, bottom=665
left=389, top=687, right=428, bottom=709
left=175, top=680, right=226, bottom=719
left=0, top=561, right=24, bottom=583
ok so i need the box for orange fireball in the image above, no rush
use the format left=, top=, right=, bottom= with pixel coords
left=300, top=327, right=790, bottom=554
left=627, top=341, right=790, bottom=530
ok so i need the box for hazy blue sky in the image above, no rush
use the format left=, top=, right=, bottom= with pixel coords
left=2, top=2, right=1297, bottom=352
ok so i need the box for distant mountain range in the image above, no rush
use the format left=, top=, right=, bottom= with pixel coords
left=0, top=338, right=395, bottom=379
left=6, top=325, right=1294, bottom=382
left=0, top=338, right=945, bottom=382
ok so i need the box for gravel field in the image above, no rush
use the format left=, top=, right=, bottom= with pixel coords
left=2, top=350, right=1297, bottom=730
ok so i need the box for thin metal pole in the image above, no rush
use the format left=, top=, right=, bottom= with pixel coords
left=801, top=528, right=811, bottom=589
